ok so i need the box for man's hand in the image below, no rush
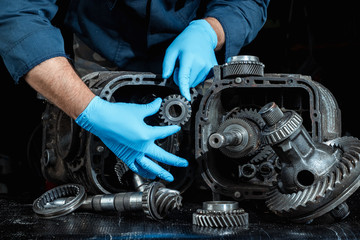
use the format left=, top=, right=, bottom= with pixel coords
left=25, top=57, right=188, bottom=182
left=76, top=96, right=188, bottom=182
left=162, top=17, right=225, bottom=101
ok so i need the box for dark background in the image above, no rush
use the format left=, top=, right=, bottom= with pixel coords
left=0, top=0, right=359, bottom=199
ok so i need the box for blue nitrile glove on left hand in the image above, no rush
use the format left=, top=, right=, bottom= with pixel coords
left=163, top=19, right=218, bottom=101
left=75, top=96, right=188, bottom=182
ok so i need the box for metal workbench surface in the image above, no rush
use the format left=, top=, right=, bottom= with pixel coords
left=2, top=193, right=360, bottom=240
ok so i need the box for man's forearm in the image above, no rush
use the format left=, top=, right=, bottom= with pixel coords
left=205, top=17, right=225, bottom=51
left=25, top=57, right=95, bottom=119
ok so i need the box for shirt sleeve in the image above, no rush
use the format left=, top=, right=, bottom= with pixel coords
left=205, top=0, right=270, bottom=61
left=0, top=0, right=66, bottom=83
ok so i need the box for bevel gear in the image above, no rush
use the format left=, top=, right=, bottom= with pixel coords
left=266, top=137, right=360, bottom=223
left=142, top=182, right=182, bottom=220
left=159, top=94, right=192, bottom=126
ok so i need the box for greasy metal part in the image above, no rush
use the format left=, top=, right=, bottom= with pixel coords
left=81, top=182, right=182, bottom=220
left=195, top=57, right=342, bottom=201
left=261, top=102, right=360, bottom=222
left=33, top=182, right=182, bottom=220
left=192, top=201, right=248, bottom=227
left=260, top=102, right=339, bottom=193
left=208, top=118, right=260, bottom=159
left=330, top=202, right=350, bottom=221
left=203, top=201, right=239, bottom=212
left=114, top=159, right=129, bottom=184
left=142, top=182, right=183, bottom=220
left=41, top=72, right=198, bottom=194
left=223, top=55, right=265, bottom=78
left=159, top=94, right=192, bottom=126
left=32, top=184, right=86, bottom=219
left=38, top=55, right=357, bottom=224
left=260, top=102, right=303, bottom=146
left=132, top=173, right=150, bottom=192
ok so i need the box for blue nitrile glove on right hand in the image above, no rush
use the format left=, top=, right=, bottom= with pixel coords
left=75, top=96, right=188, bottom=182
left=163, top=19, right=218, bottom=101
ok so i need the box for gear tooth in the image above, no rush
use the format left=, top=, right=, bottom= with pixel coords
left=114, top=160, right=129, bottom=184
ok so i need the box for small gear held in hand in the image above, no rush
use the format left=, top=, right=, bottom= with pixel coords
left=159, top=94, right=192, bottom=126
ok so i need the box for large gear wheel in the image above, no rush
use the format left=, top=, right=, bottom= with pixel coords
left=159, top=94, right=192, bottom=126
left=265, top=136, right=360, bottom=223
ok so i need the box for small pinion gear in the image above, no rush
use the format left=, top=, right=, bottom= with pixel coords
left=159, top=94, right=192, bottom=126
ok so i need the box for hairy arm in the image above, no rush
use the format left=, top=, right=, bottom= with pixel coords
left=205, top=17, right=225, bottom=51
left=24, top=57, right=95, bottom=119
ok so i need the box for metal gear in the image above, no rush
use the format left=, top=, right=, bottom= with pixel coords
left=142, top=182, right=182, bottom=220
left=222, top=55, right=265, bottom=78
left=232, top=108, right=266, bottom=129
left=114, top=159, right=129, bottom=184
left=250, top=145, right=274, bottom=164
left=260, top=102, right=303, bottom=145
left=33, top=184, right=87, bottom=219
left=265, top=136, right=360, bottom=223
left=159, top=94, right=192, bottom=126
left=192, top=201, right=248, bottom=228
left=209, top=118, right=260, bottom=158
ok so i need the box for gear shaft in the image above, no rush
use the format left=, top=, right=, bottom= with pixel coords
left=33, top=182, right=182, bottom=220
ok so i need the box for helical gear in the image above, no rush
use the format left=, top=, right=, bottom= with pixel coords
left=222, top=55, right=265, bottom=78
left=192, top=201, right=248, bottom=228
left=114, top=159, right=129, bottom=184
left=159, top=94, right=192, bottom=126
left=33, top=184, right=86, bottom=219
left=142, top=182, right=182, bottom=220
left=265, top=136, right=360, bottom=223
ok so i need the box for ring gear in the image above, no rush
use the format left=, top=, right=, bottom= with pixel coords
left=266, top=136, right=360, bottom=223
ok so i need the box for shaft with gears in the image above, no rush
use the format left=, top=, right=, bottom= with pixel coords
left=33, top=182, right=182, bottom=220
left=208, top=117, right=261, bottom=158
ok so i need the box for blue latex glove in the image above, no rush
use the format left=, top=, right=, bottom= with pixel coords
left=162, top=19, right=218, bottom=101
left=75, top=96, right=188, bottom=182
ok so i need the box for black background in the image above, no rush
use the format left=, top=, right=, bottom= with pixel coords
left=0, top=0, right=359, bottom=199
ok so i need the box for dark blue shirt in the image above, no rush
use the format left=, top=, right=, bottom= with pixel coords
left=0, top=0, right=269, bottom=83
